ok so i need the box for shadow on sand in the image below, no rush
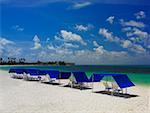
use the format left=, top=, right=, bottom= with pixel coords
left=42, top=82, right=61, bottom=85
left=94, top=90, right=139, bottom=98
left=63, top=84, right=92, bottom=90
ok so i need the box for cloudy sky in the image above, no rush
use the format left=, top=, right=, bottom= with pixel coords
left=0, top=0, right=150, bottom=64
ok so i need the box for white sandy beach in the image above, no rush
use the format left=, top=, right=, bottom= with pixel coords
left=0, top=70, right=150, bottom=113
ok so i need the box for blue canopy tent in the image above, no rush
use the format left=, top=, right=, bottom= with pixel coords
left=60, top=72, right=71, bottom=79
left=72, top=72, right=92, bottom=83
left=40, top=70, right=71, bottom=84
left=71, top=72, right=93, bottom=89
left=9, top=68, right=26, bottom=79
left=43, top=71, right=71, bottom=79
left=45, top=70, right=60, bottom=79
left=25, top=69, right=40, bottom=76
left=9, top=68, right=25, bottom=74
left=38, top=70, right=47, bottom=75
left=23, top=68, right=47, bottom=81
left=71, top=72, right=135, bottom=92
left=92, top=74, right=135, bottom=88
left=9, top=68, right=17, bottom=73
left=92, top=73, right=135, bottom=94
left=40, top=70, right=60, bottom=83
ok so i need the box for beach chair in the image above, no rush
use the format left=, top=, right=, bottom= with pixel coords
left=9, top=68, right=25, bottom=79
left=103, top=82, right=112, bottom=91
left=71, top=72, right=92, bottom=90
left=23, top=69, right=42, bottom=81
left=40, top=70, right=60, bottom=84
left=112, top=82, right=123, bottom=93
left=40, top=73, right=51, bottom=83
left=9, top=68, right=17, bottom=78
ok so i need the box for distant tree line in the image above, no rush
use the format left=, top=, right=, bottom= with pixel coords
left=0, top=57, right=75, bottom=66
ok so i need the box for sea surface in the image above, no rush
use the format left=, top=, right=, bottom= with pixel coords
left=0, top=65, right=150, bottom=85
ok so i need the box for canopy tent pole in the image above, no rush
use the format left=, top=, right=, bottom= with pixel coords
left=106, top=76, right=108, bottom=84
left=92, top=74, right=94, bottom=92
left=125, top=88, right=127, bottom=94
left=105, top=76, right=108, bottom=91
left=58, top=72, right=61, bottom=84
left=111, top=76, right=114, bottom=96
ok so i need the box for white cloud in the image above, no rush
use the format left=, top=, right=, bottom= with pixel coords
left=122, top=27, right=150, bottom=47
left=0, top=37, right=14, bottom=45
left=126, top=28, right=149, bottom=38
left=122, top=27, right=132, bottom=32
left=106, top=16, right=115, bottom=24
left=93, top=46, right=106, bottom=55
left=98, top=28, right=148, bottom=54
left=120, top=39, right=146, bottom=54
left=0, top=37, right=22, bottom=57
left=0, top=37, right=14, bottom=56
left=99, top=28, right=120, bottom=42
left=31, top=35, right=42, bottom=50
left=63, top=43, right=79, bottom=48
left=109, top=51, right=127, bottom=57
left=56, top=30, right=87, bottom=45
left=47, top=43, right=73, bottom=56
left=33, top=43, right=41, bottom=50
left=12, top=25, right=24, bottom=31
left=47, top=44, right=55, bottom=50
left=99, top=28, right=114, bottom=41
left=120, top=19, right=145, bottom=28
left=33, top=35, right=40, bottom=42
left=72, top=2, right=91, bottom=9
left=93, top=40, right=128, bottom=57
left=131, top=44, right=146, bottom=53
left=7, top=48, right=22, bottom=57
left=75, top=24, right=93, bottom=31
left=73, top=47, right=129, bottom=65
left=121, top=40, right=132, bottom=48
left=134, top=11, right=146, bottom=19
left=93, top=41, right=99, bottom=47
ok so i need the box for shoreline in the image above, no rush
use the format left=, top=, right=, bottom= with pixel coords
left=1, top=65, right=150, bottom=74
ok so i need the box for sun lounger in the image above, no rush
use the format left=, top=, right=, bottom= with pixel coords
left=103, top=82, right=112, bottom=91
left=23, top=69, right=44, bottom=81
left=93, top=73, right=135, bottom=95
left=112, top=82, right=123, bottom=93
left=40, top=70, right=60, bottom=83
left=71, top=72, right=92, bottom=90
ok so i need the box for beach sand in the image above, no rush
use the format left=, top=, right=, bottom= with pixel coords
left=0, top=70, right=150, bottom=113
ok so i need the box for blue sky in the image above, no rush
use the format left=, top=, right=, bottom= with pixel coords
left=0, top=0, right=150, bottom=64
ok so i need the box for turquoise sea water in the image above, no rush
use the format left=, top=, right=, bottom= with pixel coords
left=0, top=65, right=150, bottom=85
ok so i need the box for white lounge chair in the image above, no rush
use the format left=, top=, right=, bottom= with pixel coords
left=103, top=82, right=112, bottom=91
left=112, top=82, right=123, bottom=93
left=23, top=73, right=40, bottom=81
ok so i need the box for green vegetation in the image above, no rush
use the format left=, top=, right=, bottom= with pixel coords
left=0, top=57, right=75, bottom=66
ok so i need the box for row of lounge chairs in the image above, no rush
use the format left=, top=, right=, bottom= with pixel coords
left=9, top=68, right=135, bottom=95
